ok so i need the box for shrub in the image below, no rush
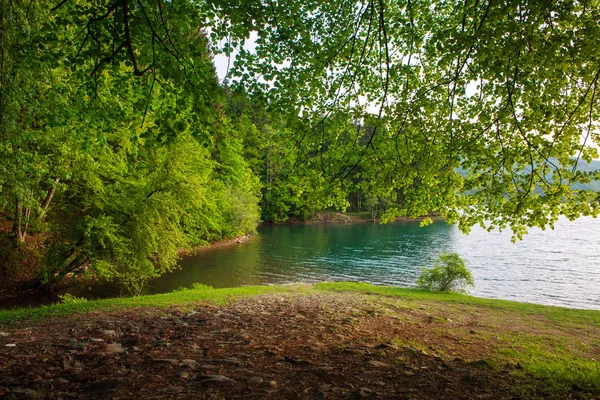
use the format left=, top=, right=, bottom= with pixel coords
left=58, top=293, right=88, bottom=305
left=416, top=252, right=474, bottom=293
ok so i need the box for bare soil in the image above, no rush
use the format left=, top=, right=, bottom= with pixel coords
left=0, top=292, right=596, bottom=399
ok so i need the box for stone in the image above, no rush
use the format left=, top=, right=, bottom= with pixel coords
left=356, top=387, right=376, bottom=398
left=4, top=344, right=16, bottom=347
left=368, top=360, right=389, bottom=368
left=179, top=371, right=190, bottom=379
left=181, top=359, right=198, bottom=369
left=102, top=329, right=117, bottom=337
left=199, top=375, right=233, bottom=383
left=105, top=342, right=126, bottom=354
left=247, top=376, right=263, bottom=384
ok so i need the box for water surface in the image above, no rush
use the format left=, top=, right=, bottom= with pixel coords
left=141, top=217, right=600, bottom=310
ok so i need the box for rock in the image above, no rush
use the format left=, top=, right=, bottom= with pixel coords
left=105, top=342, right=126, bottom=354
left=90, top=338, right=104, bottom=342
left=84, top=379, right=120, bottom=394
left=4, top=343, right=16, bottom=347
left=0, top=332, right=9, bottom=337
left=199, top=375, right=233, bottom=383
left=368, top=360, right=389, bottom=368
left=179, top=371, right=190, bottom=379
left=102, top=329, right=117, bottom=337
left=181, top=359, right=198, bottom=369
left=247, top=376, right=263, bottom=384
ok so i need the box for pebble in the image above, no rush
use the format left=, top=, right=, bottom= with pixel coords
left=102, top=329, right=117, bottom=337
left=105, top=342, right=126, bottom=354
left=181, top=359, right=198, bottom=369
left=368, top=360, right=389, bottom=368
left=179, top=371, right=190, bottom=379
left=4, top=343, right=16, bottom=347
left=247, top=376, right=263, bottom=384
left=199, top=374, right=232, bottom=383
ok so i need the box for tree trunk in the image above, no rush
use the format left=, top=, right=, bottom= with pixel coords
left=39, top=177, right=60, bottom=220
left=12, top=200, right=25, bottom=243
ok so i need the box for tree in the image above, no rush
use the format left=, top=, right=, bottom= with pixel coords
left=208, top=0, right=600, bottom=236
left=44, top=0, right=600, bottom=235
left=0, top=0, right=262, bottom=291
left=2, top=0, right=599, bottom=288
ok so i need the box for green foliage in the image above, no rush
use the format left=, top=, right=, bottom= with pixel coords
left=2, top=0, right=600, bottom=289
left=415, top=253, right=474, bottom=293
left=58, top=293, right=88, bottom=305
left=0, top=0, right=262, bottom=292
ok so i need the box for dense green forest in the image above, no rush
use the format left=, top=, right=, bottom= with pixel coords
left=1, top=0, right=599, bottom=292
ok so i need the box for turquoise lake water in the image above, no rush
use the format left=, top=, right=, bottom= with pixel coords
left=140, top=217, right=600, bottom=310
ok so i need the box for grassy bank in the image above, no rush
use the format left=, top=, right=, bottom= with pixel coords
left=1, top=282, right=599, bottom=398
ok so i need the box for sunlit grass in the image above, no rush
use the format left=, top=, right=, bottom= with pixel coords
left=316, top=282, right=600, bottom=327
left=0, top=283, right=297, bottom=323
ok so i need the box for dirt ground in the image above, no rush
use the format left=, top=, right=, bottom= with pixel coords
left=0, top=292, right=594, bottom=399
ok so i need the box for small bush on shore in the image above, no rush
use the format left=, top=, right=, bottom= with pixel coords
left=416, top=252, right=474, bottom=293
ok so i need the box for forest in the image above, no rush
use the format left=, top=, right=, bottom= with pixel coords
left=1, top=0, right=599, bottom=293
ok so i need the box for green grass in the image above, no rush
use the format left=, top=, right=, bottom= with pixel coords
left=0, top=283, right=296, bottom=324
left=497, top=333, right=600, bottom=394
left=3, top=282, right=599, bottom=328
left=316, top=282, right=600, bottom=327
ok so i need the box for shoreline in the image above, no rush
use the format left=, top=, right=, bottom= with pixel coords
left=260, top=212, right=445, bottom=227
left=177, top=234, right=252, bottom=256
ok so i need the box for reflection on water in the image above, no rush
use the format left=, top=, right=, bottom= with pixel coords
left=151, top=221, right=454, bottom=292
left=70, top=217, right=600, bottom=310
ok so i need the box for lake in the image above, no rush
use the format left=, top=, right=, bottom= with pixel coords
left=63, top=217, right=600, bottom=310
left=132, top=217, right=600, bottom=310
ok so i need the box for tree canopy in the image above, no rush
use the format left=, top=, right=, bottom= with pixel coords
left=1, top=0, right=599, bottom=289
